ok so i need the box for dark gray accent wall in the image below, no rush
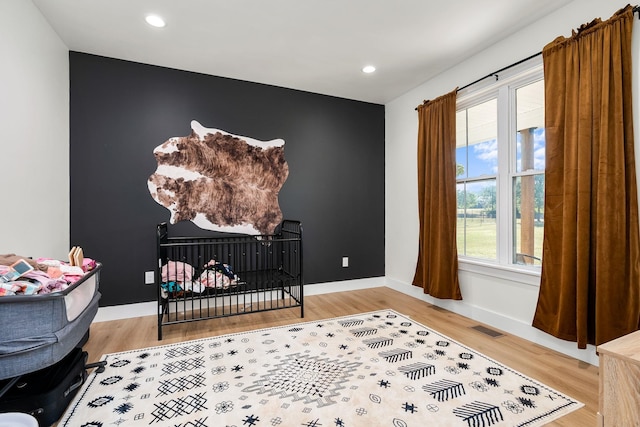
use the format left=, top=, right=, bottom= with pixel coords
left=70, top=52, right=385, bottom=306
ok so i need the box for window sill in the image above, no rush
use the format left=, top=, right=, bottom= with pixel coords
left=458, top=258, right=541, bottom=287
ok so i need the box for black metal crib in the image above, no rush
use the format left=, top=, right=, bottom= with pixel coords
left=155, top=220, right=303, bottom=339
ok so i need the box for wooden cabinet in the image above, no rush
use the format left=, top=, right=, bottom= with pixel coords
left=597, top=330, right=640, bottom=427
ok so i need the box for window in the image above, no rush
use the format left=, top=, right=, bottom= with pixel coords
left=456, top=99, right=498, bottom=260
left=456, top=64, right=545, bottom=268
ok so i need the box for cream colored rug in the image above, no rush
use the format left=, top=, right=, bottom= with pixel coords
left=59, top=310, right=582, bottom=426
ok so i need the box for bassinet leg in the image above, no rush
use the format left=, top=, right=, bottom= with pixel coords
left=86, top=360, right=107, bottom=374
left=0, top=376, right=20, bottom=400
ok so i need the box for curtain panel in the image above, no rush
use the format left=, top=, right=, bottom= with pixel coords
left=532, top=5, right=639, bottom=348
left=412, top=89, right=462, bottom=300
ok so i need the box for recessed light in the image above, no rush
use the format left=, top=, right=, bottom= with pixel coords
left=145, top=14, right=166, bottom=28
left=362, top=65, right=376, bottom=74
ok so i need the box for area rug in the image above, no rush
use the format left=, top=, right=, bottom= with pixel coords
left=59, top=310, right=582, bottom=426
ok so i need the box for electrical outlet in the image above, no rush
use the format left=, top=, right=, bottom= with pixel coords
left=145, top=271, right=155, bottom=285
left=342, top=256, right=349, bottom=268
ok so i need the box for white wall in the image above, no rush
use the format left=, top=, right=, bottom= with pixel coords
left=0, top=0, right=69, bottom=259
left=385, top=0, right=640, bottom=366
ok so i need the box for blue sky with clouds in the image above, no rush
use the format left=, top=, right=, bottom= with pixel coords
left=456, top=127, right=545, bottom=178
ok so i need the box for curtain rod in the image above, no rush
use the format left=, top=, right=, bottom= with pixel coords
left=416, top=4, right=639, bottom=111
left=414, top=51, right=541, bottom=111
left=455, top=4, right=640, bottom=94
left=456, top=51, right=542, bottom=93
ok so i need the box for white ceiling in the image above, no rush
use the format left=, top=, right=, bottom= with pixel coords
left=31, top=0, right=573, bottom=104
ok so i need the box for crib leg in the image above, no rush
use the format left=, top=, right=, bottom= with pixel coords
left=158, top=300, right=167, bottom=340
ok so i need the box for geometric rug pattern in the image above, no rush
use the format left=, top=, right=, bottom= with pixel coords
left=59, top=310, right=583, bottom=426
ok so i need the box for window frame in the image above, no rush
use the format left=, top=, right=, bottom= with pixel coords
left=456, top=59, right=544, bottom=280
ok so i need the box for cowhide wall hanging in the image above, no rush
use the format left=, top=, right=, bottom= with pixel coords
left=148, top=120, right=289, bottom=235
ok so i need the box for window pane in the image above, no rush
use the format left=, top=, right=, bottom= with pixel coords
left=513, top=174, right=545, bottom=265
left=456, top=99, right=497, bottom=179
left=457, top=179, right=497, bottom=260
left=467, top=99, right=497, bottom=178
left=516, top=80, right=545, bottom=173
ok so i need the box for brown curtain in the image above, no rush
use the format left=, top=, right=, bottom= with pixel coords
left=532, top=5, right=639, bottom=348
left=412, top=89, right=462, bottom=300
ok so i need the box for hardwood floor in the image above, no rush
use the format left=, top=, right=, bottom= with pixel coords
left=85, top=286, right=598, bottom=426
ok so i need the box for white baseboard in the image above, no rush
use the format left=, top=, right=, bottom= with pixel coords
left=303, top=277, right=386, bottom=295
left=93, top=301, right=157, bottom=323
left=93, top=277, right=386, bottom=323
left=384, top=277, right=599, bottom=366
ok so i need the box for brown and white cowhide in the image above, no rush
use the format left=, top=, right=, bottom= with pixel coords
left=148, top=120, right=289, bottom=235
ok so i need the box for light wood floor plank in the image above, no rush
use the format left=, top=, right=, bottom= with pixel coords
left=85, top=287, right=597, bottom=426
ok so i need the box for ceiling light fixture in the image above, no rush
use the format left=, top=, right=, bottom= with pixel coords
left=145, top=14, right=166, bottom=28
left=362, top=65, right=376, bottom=74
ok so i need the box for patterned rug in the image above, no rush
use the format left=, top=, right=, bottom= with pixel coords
left=59, top=310, right=582, bottom=427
